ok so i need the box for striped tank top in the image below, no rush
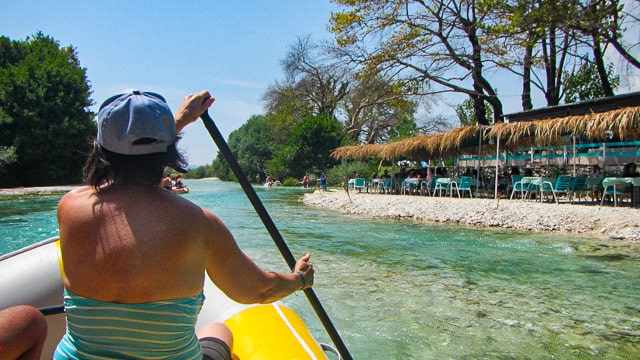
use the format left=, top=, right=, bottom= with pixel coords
left=54, top=288, right=205, bottom=359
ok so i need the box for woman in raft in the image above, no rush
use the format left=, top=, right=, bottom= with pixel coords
left=54, top=90, right=314, bottom=359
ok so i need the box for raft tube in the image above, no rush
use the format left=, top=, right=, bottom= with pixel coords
left=0, top=237, right=339, bottom=359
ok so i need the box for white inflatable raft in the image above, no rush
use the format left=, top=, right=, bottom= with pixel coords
left=0, top=237, right=340, bottom=359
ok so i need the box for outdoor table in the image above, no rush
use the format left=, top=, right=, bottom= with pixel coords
left=435, top=177, right=458, bottom=197
left=519, top=176, right=539, bottom=199
left=347, top=178, right=355, bottom=190
left=402, top=178, right=422, bottom=195
left=370, top=179, right=381, bottom=193
left=519, top=177, right=554, bottom=201
left=601, top=177, right=640, bottom=207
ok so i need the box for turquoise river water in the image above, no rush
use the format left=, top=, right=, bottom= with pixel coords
left=1, top=178, right=639, bottom=359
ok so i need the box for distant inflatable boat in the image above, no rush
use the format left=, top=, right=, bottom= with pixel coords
left=0, top=238, right=340, bottom=359
left=168, top=186, right=189, bottom=194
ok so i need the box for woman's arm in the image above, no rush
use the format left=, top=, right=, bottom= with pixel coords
left=202, top=210, right=314, bottom=304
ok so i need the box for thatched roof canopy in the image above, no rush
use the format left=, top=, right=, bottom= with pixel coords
left=331, top=92, right=640, bottom=161
left=330, top=126, right=488, bottom=161
left=485, top=105, right=640, bottom=146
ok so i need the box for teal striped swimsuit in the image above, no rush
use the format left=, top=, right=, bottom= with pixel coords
left=54, top=288, right=205, bottom=359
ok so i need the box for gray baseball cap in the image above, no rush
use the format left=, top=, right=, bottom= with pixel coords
left=97, top=90, right=176, bottom=155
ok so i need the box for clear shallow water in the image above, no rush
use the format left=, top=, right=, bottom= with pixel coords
left=1, top=179, right=639, bottom=359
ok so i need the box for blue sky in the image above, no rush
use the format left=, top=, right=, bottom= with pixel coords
left=1, top=0, right=340, bottom=165
left=2, top=1, right=638, bottom=165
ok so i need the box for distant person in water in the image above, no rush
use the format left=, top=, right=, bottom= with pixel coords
left=54, top=90, right=314, bottom=359
left=174, top=174, right=185, bottom=189
left=162, top=173, right=172, bottom=190
left=302, top=173, right=310, bottom=188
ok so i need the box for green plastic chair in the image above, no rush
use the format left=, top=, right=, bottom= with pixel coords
left=542, top=175, right=572, bottom=204
left=377, top=178, right=393, bottom=194
left=509, top=175, right=524, bottom=199
left=567, top=176, right=587, bottom=203
left=420, top=176, right=438, bottom=196
left=354, top=178, right=366, bottom=193
left=456, top=176, right=474, bottom=198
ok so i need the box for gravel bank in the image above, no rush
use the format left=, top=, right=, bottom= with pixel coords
left=0, top=185, right=78, bottom=196
left=302, top=190, right=640, bottom=241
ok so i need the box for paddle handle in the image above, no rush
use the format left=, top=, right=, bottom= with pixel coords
left=39, top=305, right=64, bottom=316
left=200, top=110, right=353, bottom=360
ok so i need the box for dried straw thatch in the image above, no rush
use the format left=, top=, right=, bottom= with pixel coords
left=330, top=127, right=486, bottom=161
left=485, top=106, right=640, bottom=146
left=331, top=105, right=640, bottom=161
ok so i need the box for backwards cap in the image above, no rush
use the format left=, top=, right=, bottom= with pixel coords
left=97, top=90, right=176, bottom=155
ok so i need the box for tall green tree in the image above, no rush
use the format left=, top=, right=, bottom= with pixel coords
left=211, top=115, right=274, bottom=182
left=0, top=33, right=94, bottom=186
left=267, top=115, right=344, bottom=179
left=330, top=0, right=504, bottom=124
left=572, top=0, right=640, bottom=71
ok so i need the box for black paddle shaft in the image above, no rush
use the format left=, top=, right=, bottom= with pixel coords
left=39, top=305, right=65, bottom=316
left=200, top=110, right=353, bottom=360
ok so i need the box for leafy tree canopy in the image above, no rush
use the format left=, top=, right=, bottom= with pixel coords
left=212, top=114, right=274, bottom=182
left=0, top=32, right=94, bottom=187
left=267, top=114, right=345, bottom=179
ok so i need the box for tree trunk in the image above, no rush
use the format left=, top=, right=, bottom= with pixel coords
left=543, top=28, right=560, bottom=106
left=486, top=94, right=504, bottom=123
left=471, top=92, right=488, bottom=125
left=592, top=34, right=614, bottom=96
left=521, top=44, right=533, bottom=111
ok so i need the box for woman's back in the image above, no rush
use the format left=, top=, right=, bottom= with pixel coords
left=57, top=184, right=211, bottom=303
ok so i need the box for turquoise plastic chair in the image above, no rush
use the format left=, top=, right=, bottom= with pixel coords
left=567, top=176, right=587, bottom=203
left=377, top=178, right=392, bottom=194
left=435, top=178, right=452, bottom=197
left=542, top=175, right=572, bottom=204
left=420, top=176, right=438, bottom=196
left=354, top=178, right=366, bottom=193
left=456, top=176, right=474, bottom=198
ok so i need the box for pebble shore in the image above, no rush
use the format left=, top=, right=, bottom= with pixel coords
left=302, top=189, right=640, bottom=242
left=0, top=186, right=78, bottom=196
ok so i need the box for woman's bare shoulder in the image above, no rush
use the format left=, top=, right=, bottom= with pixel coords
left=58, top=186, right=95, bottom=204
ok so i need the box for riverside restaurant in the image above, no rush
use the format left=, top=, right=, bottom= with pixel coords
left=336, top=92, right=640, bottom=207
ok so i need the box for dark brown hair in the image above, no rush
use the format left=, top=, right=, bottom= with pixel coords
left=83, top=139, right=187, bottom=189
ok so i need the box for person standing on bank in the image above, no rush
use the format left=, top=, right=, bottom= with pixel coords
left=54, top=90, right=314, bottom=359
